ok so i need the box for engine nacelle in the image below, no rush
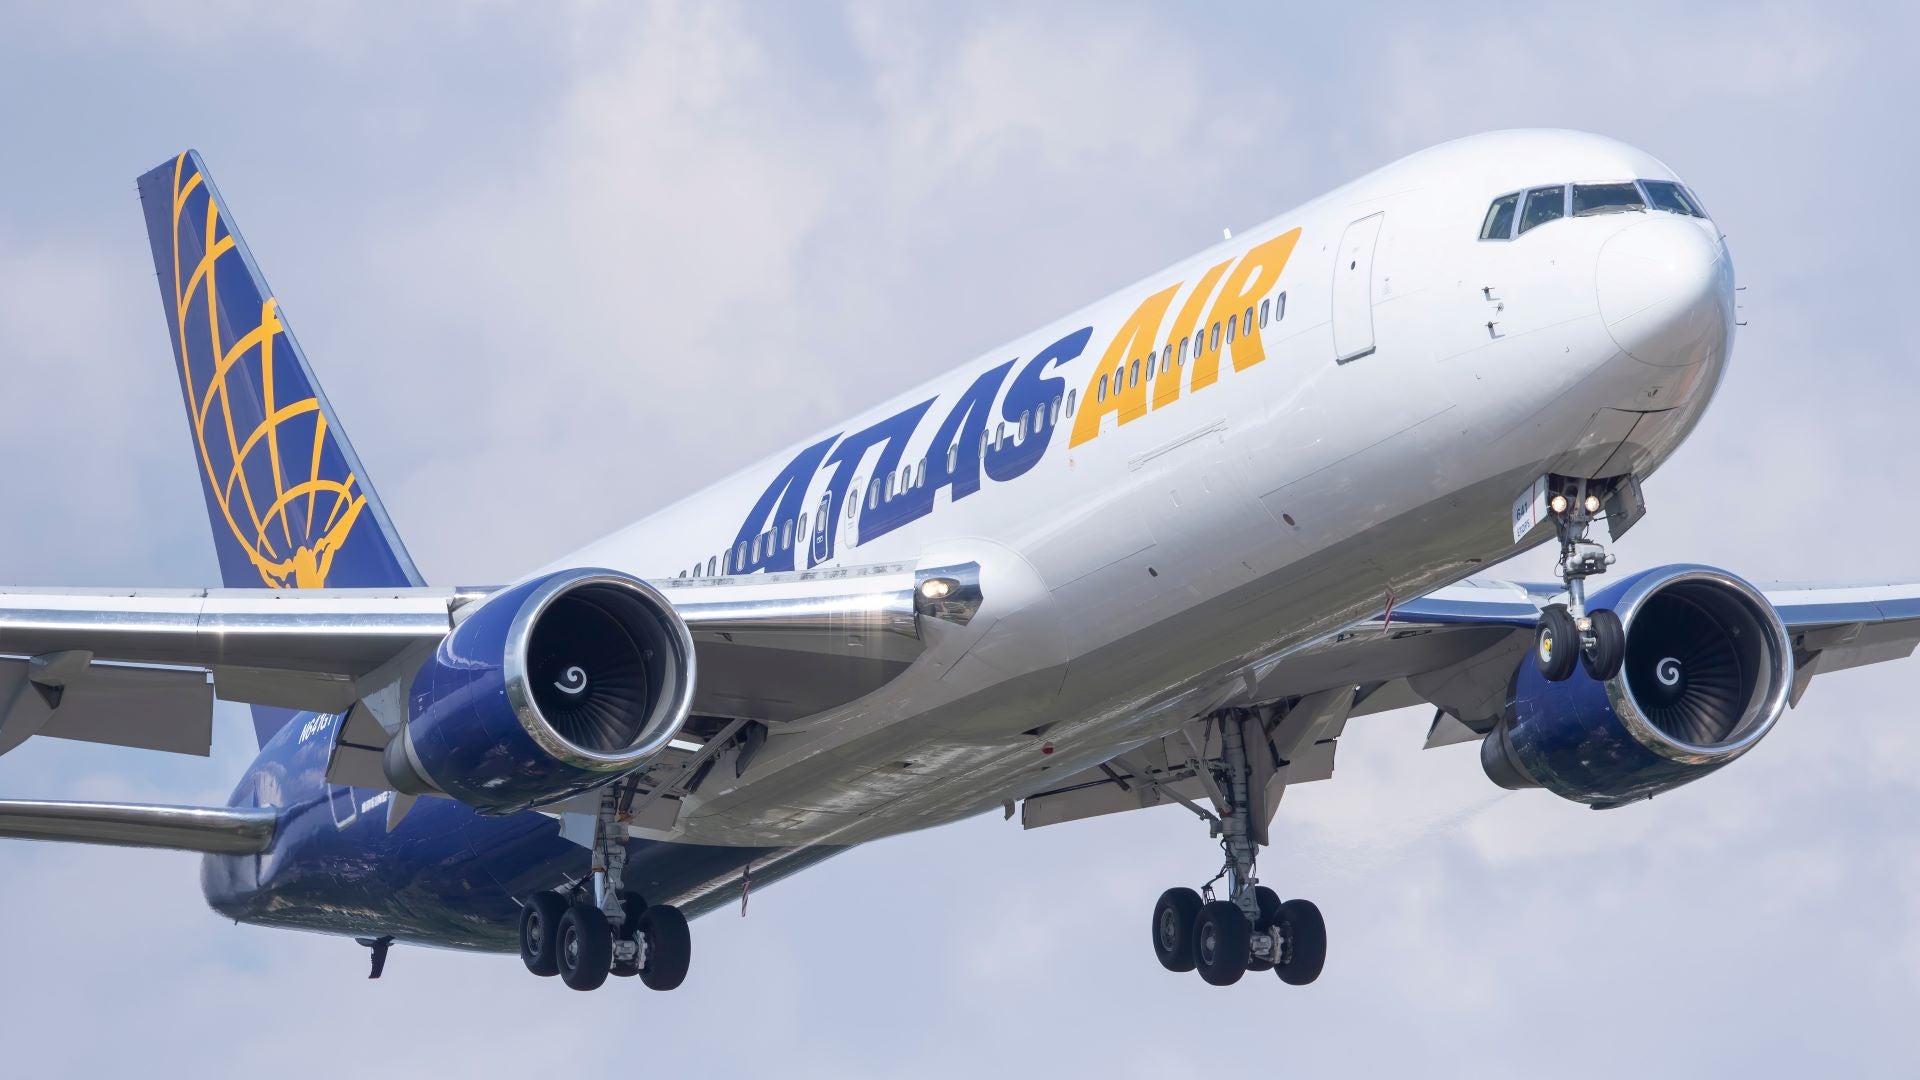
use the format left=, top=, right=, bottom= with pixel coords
left=1481, top=565, right=1792, bottom=807
left=383, top=568, right=696, bottom=814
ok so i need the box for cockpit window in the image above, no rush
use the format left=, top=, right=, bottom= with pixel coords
left=1480, top=193, right=1518, bottom=240
left=1641, top=180, right=1704, bottom=218
left=1482, top=179, right=1709, bottom=240
left=1572, top=182, right=1646, bottom=217
left=1518, top=186, right=1565, bottom=234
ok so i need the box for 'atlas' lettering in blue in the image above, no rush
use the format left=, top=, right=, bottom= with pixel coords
left=728, top=326, right=1093, bottom=571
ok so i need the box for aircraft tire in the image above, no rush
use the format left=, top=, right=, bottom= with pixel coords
left=518, top=891, right=567, bottom=977
left=1193, top=900, right=1252, bottom=986
left=637, top=905, right=691, bottom=992
left=1581, top=608, right=1625, bottom=681
left=1274, top=899, right=1326, bottom=986
left=1534, top=604, right=1579, bottom=682
left=557, top=904, right=613, bottom=992
left=1151, top=887, right=1204, bottom=972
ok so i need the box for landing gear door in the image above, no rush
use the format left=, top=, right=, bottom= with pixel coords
left=1333, top=212, right=1384, bottom=364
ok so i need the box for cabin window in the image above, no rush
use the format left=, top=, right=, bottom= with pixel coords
left=798, top=513, right=808, bottom=539
left=1065, top=389, right=1077, bottom=416
left=995, top=422, right=1006, bottom=451
left=1480, top=192, right=1519, bottom=240
left=1050, top=395, right=1062, bottom=424
left=781, top=520, right=793, bottom=549
left=1178, top=336, right=1189, bottom=364
left=1098, top=373, right=1109, bottom=402
left=1243, top=306, right=1254, bottom=335
left=868, top=480, right=881, bottom=509
left=1572, top=182, right=1646, bottom=217
left=847, top=490, right=858, bottom=519
left=707, top=556, right=717, bottom=576
left=947, top=445, right=959, bottom=473
left=1518, top=185, right=1565, bottom=234
left=1258, top=298, right=1270, bottom=327
left=1641, top=179, right=1703, bottom=218
left=734, top=542, right=747, bottom=571
left=1146, top=352, right=1157, bottom=379
left=1273, top=291, right=1287, bottom=321
left=1129, top=358, right=1140, bottom=387
left=1210, top=322, right=1221, bottom=352
left=1020, top=410, right=1031, bottom=439
left=915, top=458, right=927, bottom=487
left=1226, top=315, right=1237, bottom=343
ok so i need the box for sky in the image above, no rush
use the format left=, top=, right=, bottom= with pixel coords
left=2, top=0, right=1919, bottom=1074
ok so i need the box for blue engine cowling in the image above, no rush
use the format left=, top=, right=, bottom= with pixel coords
left=381, top=568, right=697, bottom=815
left=1480, top=565, right=1793, bottom=808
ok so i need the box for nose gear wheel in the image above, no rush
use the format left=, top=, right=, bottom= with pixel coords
left=1533, top=477, right=1628, bottom=684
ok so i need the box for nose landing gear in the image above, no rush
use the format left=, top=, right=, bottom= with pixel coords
left=1146, top=709, right=1329, bottom=987
left=1534, top=480, right=1626, bottom=683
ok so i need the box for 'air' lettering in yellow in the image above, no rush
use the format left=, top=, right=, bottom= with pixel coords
left=1190, top=228, right=1301, bottom=392
left=1069, top=283, right=1180, bottom=448
left=1152, top=259, right=1231, bottom=412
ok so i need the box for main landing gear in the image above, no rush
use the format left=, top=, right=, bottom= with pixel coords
left=1533, top=479, right=1625, bottom=683
left=1148, top=709, right=1327, bottom=987
left=517, top=787, right=692, bottom=992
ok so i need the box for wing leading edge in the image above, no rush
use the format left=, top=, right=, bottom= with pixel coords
left=0, top=799, right=276, bottom=854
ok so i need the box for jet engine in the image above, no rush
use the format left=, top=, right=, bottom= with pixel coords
left=382, top=568, right=696, bottom=814
left=1481, top=565, right=1792, bottom=807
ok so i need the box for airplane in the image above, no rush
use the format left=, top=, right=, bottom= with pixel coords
left=3, top=128, right=1913, bottom=993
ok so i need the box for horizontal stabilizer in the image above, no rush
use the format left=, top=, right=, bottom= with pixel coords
left=0, top=799, right=276, bottom=854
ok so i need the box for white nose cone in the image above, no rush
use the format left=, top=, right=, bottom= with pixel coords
left=1596, top=217, right=1731, bottom=368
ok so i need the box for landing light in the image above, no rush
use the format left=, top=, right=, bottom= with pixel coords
left=1584, top=495, right=1603, bottom=514
left=1550, top=494, right=1569, bottom=514
left=919, top=578, right=955, bottom=601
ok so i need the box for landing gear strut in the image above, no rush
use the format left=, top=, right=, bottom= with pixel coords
left=1147, top=709, right=1327, bottom=987
left=517, top=785, right=692, bottom=991
left=1534, top=479, right=1625, bottom=683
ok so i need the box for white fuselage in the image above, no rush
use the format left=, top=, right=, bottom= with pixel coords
left=542, top=130, right=1736, bottom=854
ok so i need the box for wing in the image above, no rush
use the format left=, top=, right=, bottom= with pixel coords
left=0, top=799, right=276, bottom=853
left=1018, top=576, right=1920, bottom=830
left=0, top=561, right=976, bottom=765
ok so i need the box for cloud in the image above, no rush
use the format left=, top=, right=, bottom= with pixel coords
left=5, top=1, right=1920, bottom=1075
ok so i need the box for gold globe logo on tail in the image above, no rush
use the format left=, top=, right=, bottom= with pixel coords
left=169, top=153, right=364, bottom=590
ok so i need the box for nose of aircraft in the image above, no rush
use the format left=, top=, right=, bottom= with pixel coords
left=1595, top=216, right=1732, bottom=368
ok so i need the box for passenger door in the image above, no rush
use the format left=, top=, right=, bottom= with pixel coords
left=811, top=493, right=832, bottom=565
left=1332, top=212, right=1384, bottom=363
